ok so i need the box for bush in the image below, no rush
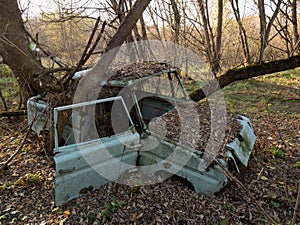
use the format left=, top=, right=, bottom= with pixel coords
left=0, top=64, right=13, bottom=77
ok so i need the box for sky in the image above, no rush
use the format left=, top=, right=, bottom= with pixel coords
left=19, top=0, right=55, bottom=16
left=18, top=0, right=262, bottom=18
left=19, top=0, right=102, bottom=18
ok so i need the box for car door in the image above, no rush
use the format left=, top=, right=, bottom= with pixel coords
left=53, top=96, right=140, bottom=206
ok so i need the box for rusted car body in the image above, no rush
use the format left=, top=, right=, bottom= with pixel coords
left=27, top=63, right=256, bottom=206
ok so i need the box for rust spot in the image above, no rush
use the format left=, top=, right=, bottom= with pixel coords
left=79, top=186, right=93, bottom=194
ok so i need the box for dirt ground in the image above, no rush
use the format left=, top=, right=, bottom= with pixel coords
left=0, top=72, right=299, bottom=225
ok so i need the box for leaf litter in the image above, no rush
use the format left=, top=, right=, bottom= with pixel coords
left=0, top=74, right=299, bottom=224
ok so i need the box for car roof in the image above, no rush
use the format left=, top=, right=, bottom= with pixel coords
left=108, top=62, right=179, bottom=81
left=73, top=62, right=180, bottom=86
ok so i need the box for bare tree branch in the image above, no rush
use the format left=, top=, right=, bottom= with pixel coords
left=170, top=0, right=181, bottom=43
left=189, top=55, right=300, bottom=102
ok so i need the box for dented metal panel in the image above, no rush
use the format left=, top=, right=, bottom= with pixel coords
left=226, top=116, right=256, bottom=167
left=138, top=138, right=229, bottom=194
left=53, top=96, right=140, bottom=205
left=54, top=132, right=139, bottom=206
left=27, top=97, right=50, bottom=135
left=137, top=115, right=256, bottom=195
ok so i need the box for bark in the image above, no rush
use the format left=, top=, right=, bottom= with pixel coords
left=264, top=0, right=282, bottom=46
left=258, top=0, right=266, bottom=61
left=291, top=0, right=299, bottom=54
left=140, top=15, right=148, bottom=40
left=189, top=55, right=300, bottom=102
left=111, top=0, right=137, bottom=62
left=0, top=0, right=52, bottom=107
left=170, top=0, right=181, bottom=43
left=215, top=0, right=223, bottom=63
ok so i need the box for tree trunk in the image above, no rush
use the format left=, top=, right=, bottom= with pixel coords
left=170, top=0, right=181, bottom=44
left=215, top=0, right=223, bottom=64
left=258, top=0, right=282, bottom=61
left=291, top=0, right=299, bottom=54
left=197, top=0, right=221, bottom=74
left=55, top=0, right=153, bottom=147
left=230, top=0, right=251, bottom=64
left=0, top=0, right=52, bottom=108
left=189, top=55, right=300, bottom=102
left=197, top=0, right=215, bottom=73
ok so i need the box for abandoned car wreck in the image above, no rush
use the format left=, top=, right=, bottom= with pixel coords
left=27, top=63, right=256, bottom=206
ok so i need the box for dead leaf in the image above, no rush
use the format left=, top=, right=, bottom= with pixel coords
left=260, top=176, right=268, bottom=181
left=63, top=210, right=70, bottom=218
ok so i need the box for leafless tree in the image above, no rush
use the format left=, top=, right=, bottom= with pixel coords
left=290, top=0, right=299, bottom=54
left=197, top=0, right=223, bottom=74
left=1, top=0, right=300, bottom=109
left=170, top=0, right=181, bottom=43
left=257, top=0, right=282, bottom=61
left=271, top=0, right=300, bottom=56
left=0, top=0, right=152, bottom=108
left=229, top=0, right=251, bottom=64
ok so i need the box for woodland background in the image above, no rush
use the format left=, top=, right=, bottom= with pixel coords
left=0, top=0, right=299, bottom=224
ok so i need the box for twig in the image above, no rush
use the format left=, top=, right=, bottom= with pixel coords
left=0, top=114, right=35, bottom=170
left=214, top=159, right=277, bottom=224
left=0, top=110, right=27, bottom=118
left=213, top=129, right=277, bottom=224
left=292, top=183, right=300, bottom=225
left=82, top=21, right=107, bottom=65
left=248, top=167, right=264, bottom=189
left=62, top=19, right=107, bottom=87
left=25, top=30, right=66, bottom=68
left=78, top=16, right=101, bottom=68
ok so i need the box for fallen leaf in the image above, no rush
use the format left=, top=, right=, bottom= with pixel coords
left=131, top=212, right=137, bottom=221
left=63, top=210, right=70, bottom=218
left=260, top=176, right=268, bottom=181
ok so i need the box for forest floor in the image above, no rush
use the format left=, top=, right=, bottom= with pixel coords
left=0, top=70, right=299, bottom=225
